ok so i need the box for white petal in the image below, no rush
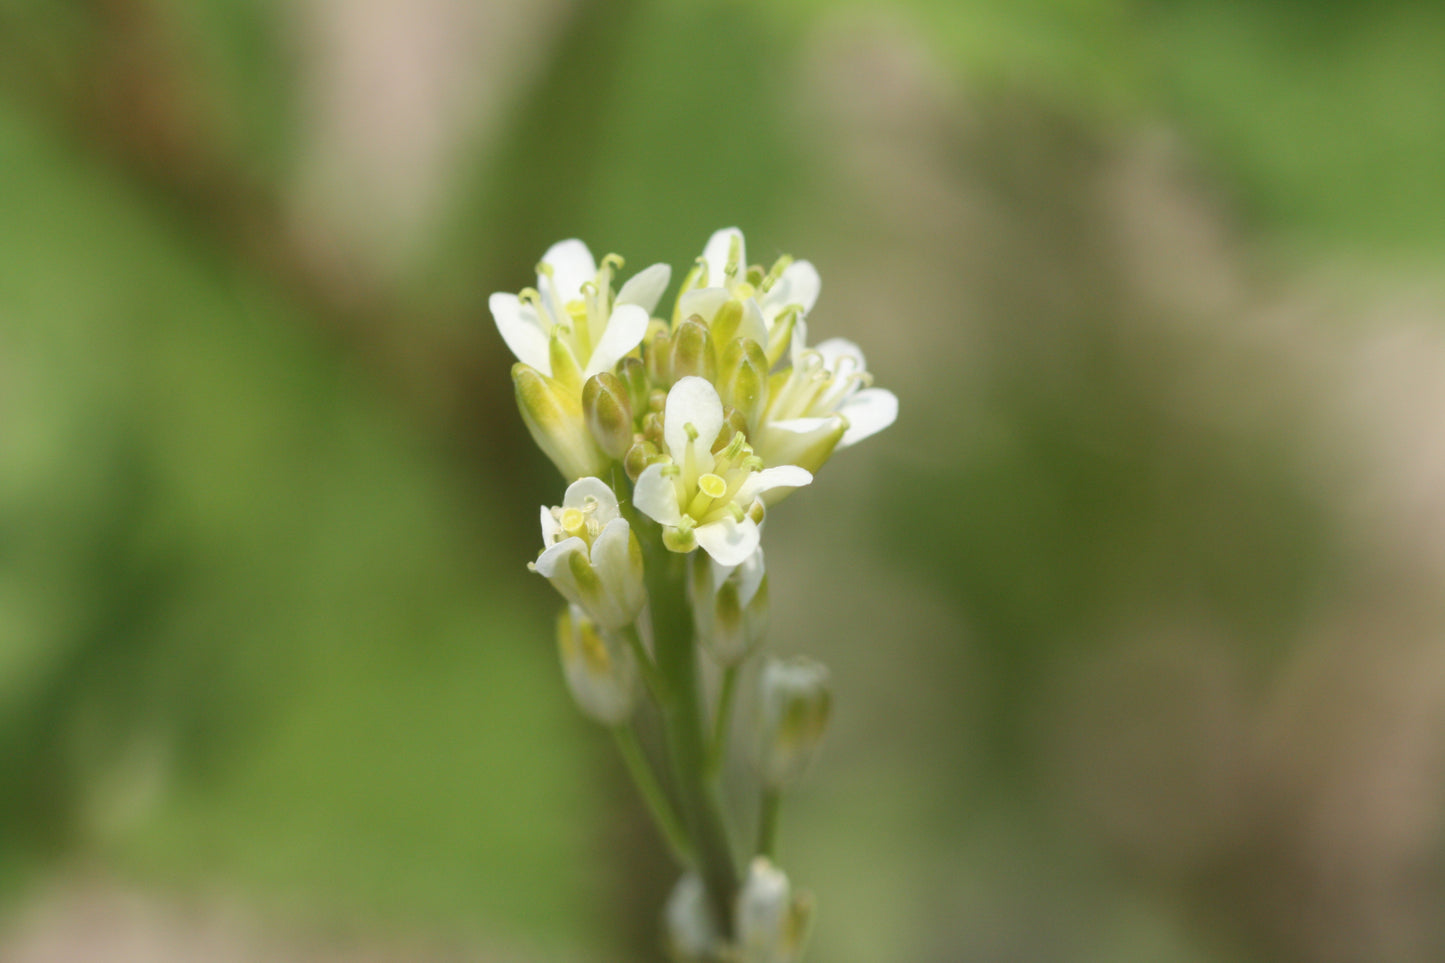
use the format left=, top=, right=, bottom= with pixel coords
left=762, top=260, right=820, bottom=316
left=839, top=388, right=898, bottom=447
left=701, top=227, right=744, bottom=286
left=583, top=303, right=649, bottom=378
left=534, top=536, right=586, bottom=579
left=734, top=465, right=812, bottom=505
left=589, top=516, right=630, bottom=574
left=695, top=515, right=760, bottom=568
left=678, top=287, right=729, bottom=324
left=616, top=262, right=672, bottom=315
left=664, top=377, right=724, bottom=462
left=538, top=239, right=596, bottom=304
left=564, top=476, right=619, bottom=518
left=540, top=504, right=560, bottom=544
left=633, top=464, right=685, bottom=527
left=490, top=292, right=551, bottom=373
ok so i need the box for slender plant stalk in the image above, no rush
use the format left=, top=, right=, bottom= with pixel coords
left=755, top=787, right=782, bottom=860
left=707, top=664, right=740, bottom=778
left=616, top=622, right=666, bottom=701
left=644, top=544, right=740, bottom=937
left=613, top=723, right=695, bottom=865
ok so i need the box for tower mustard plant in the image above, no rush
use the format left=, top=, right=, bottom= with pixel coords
left=492, top=228, right=897, bottom=962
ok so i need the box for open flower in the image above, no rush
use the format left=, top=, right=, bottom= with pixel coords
left=491, top=239, right=671, bottom=390
left=753, top=337, right=899, bottom=473
left=675, top=227, right=819, bottom=367
left=634, top=378, right=811, bottom=566
left=532, top=477, right=646, bottom=629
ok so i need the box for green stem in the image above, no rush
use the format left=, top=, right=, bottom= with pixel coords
left=646, top=547, right=739, bottom=938
left=707, top=665, right=740, bottom=778
left=616, top=622, right=665, bottom=701
left=613, top=724, right=694, bottom=866
left=755, top=787, right=782, bottom=860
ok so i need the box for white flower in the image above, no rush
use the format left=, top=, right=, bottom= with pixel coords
left=664, top=872, right=723, bottom=962
left=753, top=337, right=899, bottom=473
left=532, top=477, right=646, bottom=630
left=490, top=239, right=671, bottom=388
left=757, top=656, right=832, bottom=788
left=676, top=227, right=819, bottom=366
left=634, top=378, right=811, bottom=567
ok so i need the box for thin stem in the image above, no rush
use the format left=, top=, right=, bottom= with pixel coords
left=755, top=787, right=782, bottom=860
left=613, top=724, right=694, bottom=866
left=616, top=622, right=665, bottom=701
left=706, top=665, right=740, bottom=779
left=646, top=547, right=739, bottom=938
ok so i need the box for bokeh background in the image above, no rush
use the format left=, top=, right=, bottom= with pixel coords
left=4, top=0, right=1445, bottom=960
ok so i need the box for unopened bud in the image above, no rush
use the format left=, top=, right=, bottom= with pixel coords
left=583, top=372, right=635, bottom=460
left=512, top=363, right=608, bottom=480
left=624, top=439, right=663, bottom=482
left=548, top=331, right=584, bottom=394
left=736, top=858, right=813, bottom=963
left=718, top=338, right=770, bottom=431
left=757, top=657, right=832, bottom=787
left=618, top=356, right=651, bottom=417
left=664, top=872, right=723, bottom=962
left=709, top=297, right=745, bottom=346
left=691, top=551, right=768, bottom=666
left=646, top=326, right=673, bottom=387
left=557, top=605, right=638, bottom=725
left=670, top=317, right=717, bottom=383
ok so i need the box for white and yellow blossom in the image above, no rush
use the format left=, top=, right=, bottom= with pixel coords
left=491, top=239, right=671, bottom=390
left=676, top=227, right=819, bottom=367
left=753, top=337, right=899, bottom=473
left=634, top=377, right=811, bottom=567
left=532, top=477, right=646, bottom=630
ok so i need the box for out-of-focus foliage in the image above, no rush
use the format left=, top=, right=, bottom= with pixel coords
left=3, top=0, right=1444, bottom=961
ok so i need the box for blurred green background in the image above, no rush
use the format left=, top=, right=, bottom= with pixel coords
left=4, top=0, right=1445, bottom=960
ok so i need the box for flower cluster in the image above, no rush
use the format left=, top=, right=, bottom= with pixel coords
left=492, top=228, right=896, bottom=963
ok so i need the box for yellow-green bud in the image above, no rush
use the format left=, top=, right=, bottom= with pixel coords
left=757, top=656, right=832, bottom=788
left=646, top=327, right=673, bottom=387
left=512, top=363, right=608, bottom=480
left=557, top=605, right=638, bottom=726
left=548, top=330, right=584, bottom=394
left=718, top=337, right=769, bottom=432
left=670, top=317, right=717, bottom=384
left=583, top=371, right=634, bottom=460
left=624, top=439, right=663, bottom=482
left=709, top=297, right=745, bottom=346
left=618, top=356, right=651, bottom=417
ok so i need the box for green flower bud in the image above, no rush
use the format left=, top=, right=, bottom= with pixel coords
left=646, top=326, right=673, bottom=387
left=583, top=371, right=635, bottom=460
left=512, top=363, right=608, bottom=480
left=757, top=657, right=832, bottom=788
left=623, top=438, right=662, bottom=482
left=557, top=605, right=638, bottom=725
left=670, top=316, right=717, bottom=383
left=709, top=297, right=745, bottom=346
left=618, top=356, right=651, bottom=417
left=718, top=337, right=770, bottom=432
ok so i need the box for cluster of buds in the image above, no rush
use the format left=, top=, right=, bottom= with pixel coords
left=492, top=228, right=896, bottom=962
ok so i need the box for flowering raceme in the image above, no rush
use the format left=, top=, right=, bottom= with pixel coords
left=492, top=229, right=896, bottom=963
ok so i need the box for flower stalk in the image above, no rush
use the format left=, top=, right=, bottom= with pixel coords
left=492, top=229, right=897, bottom=961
